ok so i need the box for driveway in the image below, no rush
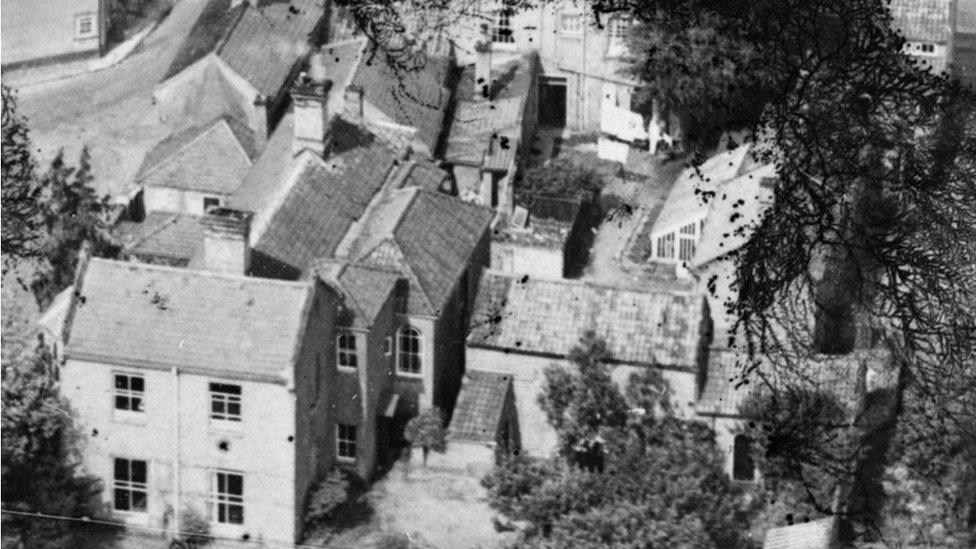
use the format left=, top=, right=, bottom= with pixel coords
left=9, top=0, right=211, bottom=197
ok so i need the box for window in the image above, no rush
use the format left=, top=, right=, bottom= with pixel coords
left=732, top=435, right=756, bottom=481
left=397, top=327, right=422, bottom=375
left=337, top=332, right=358, bottom=369
left=560, top=13, right=583, bottom=34
left=210, top=383, right=242, bottom=422
left=114, top=374, right=145, bottom=412
left=492, top=10, right=515, bottom=43
left=337, top=424, right=357, bottom=461
left=678, top=222, right=698, bottom=262
left=211, top=471, right=244, bottom=524
left=113, top=458, right=148, bottom=512
left=75, top=13, right=96, bottom=38
left=203, top=197, right=221, bottom=212
left=606, top=17, right=631, bottom=57
left=655, top=232, right=675, bottom=260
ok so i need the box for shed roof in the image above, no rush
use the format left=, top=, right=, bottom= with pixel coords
left=66, top=259, right=314, bottom=381
left=115, top=212, right=206, bottom=266
left=889, top=0, right=951, bottom=43
left=762, top=517, right=837, bottom=549
left=137, top=116, right=256, bottom=194
left=468, top=271, right=705, bottom=369
left=450, top=369, right=513, bottom=443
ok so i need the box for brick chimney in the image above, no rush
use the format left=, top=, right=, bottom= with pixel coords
left=291, top=52, right=332, bottom=156
left=344, top=84, right=365, bottom=122
left=201, top=208, right=253, bottom=275
left=474, top=40, right=492, bottom=100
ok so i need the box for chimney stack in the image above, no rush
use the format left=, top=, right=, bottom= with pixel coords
left=474, top=40, right=492, bottom=100
left=201, top=208, right=253, bottom=275
left=291, top=52, right=332, bottom=156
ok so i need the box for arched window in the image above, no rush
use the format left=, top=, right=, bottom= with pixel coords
left=397, top=327, right=422, bottom=375
left=733, top=434, right=756, bottom=481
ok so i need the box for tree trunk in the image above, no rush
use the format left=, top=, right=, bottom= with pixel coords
left=422, top=446, right=429, bottom=468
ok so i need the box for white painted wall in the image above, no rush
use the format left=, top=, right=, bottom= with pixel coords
left=144, top=186, right=226, bottom=217
left=61, top=360, right=299, bottom=544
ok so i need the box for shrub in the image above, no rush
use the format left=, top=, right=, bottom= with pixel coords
left=305, top=468, right=351, bottom=526
left=180, top=507, right=211, bottom=545
left=404, top=408, right=448, bottom=467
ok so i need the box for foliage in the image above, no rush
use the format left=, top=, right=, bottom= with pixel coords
left=404, top=407, right=448, bottom=466
left=486, top=333, right=759, bottom=547
left=305, top=467, right=352, bottom=526
left=28, top=148, right=120, bottom=310
left=520, top=158, right=605, bottom=200
left=2, top=86, right=41, bottom=271
left=179, top=507, right=212, bottom=546
left=1, top=350, right=111, bottom=548
left=537, top=331, right=629, bottom=458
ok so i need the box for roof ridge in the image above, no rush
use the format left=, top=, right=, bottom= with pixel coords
left=482, top=269, right=698, bottom=297
left=214, top=2, right=249, bottom=56
left=214, top=116, right=256, bottom=167
left=86, top=257, right=314, bottom=289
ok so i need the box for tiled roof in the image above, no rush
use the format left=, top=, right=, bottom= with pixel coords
left=352, top=188, right=494, bottom=315
left=889, top=0, right=951, bottom=43
left=216, top=0, right=325, bottom=98
left=66, top=259, right=314, bottom=381
left=695, top=348, right=892, bottom=417
left=651, top=144, right=752, bottom=235
left=450, top=369, right=512, bottom=443
left=397, top=159, right=451, bottom=193
left=468, top=272, right=705, bottom=369
left=315, top=260, right=401, bottom=327
left=163, top=0, right=325, bottom=97
left=115, top=213, right=206, bottom=265
left=253, top=130, right=397, bottom=273
left=446, top=55, right=536, bottom=166
left=137, top=116, right=256, bottom=194
left=763, top=517, right=837, bottom=549
left=231, top=113, right=298, bottom=214
left=691, top=163, right=777, bottom=268
left=163, top=0, right=245, bottom=82
left=351, top=51, right=453, bottom=153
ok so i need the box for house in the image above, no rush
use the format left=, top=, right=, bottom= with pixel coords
left=763, top=517, right=840, bottom=549
left=431, top=369, right=519, bottom=475
left=421, top=0, right=641, bottom=136
left=228, top=54, right=494, bottom=417
left=445, top=50, right=540, bottom=211
left=465, top=271, right=710, bottom=457
left=113, top=115, right=260, bottom=267
left=646, top=144, right=775, bottom=274
left=490, top=196, right=586, bottom=280
left=890, top=0, right=954, bottom=73
left=1, top=0, right=109, bottom=69
left=59, top=243, right=341, bottom=543
left=153, top=0, right=327, bottom=139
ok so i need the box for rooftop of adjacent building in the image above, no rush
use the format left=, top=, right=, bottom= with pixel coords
left=450, top=369, right=513, bottom=443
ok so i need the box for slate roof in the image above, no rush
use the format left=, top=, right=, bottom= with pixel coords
left=351, top=188, right=494, bottom=315
left=66, top=259, right=314, bottom=381
left=231, top=113, right=298, bottom=214
left=350, top=50, right=453, bottom=153
left=651, top=144, right=752, bottom=235
left=468, top=272, right=705, bottom=369
left=696, top=348, right=892, bottom=417
left=115, top=213, right=206, bottom=265
left=163, top=0, right=325, bottom=97
left=889, top=0, right=951, bottom=43
left=763, top=517, right=837, bottom=549
left=320, top=39, right=366, bottom=90
left=691, top=163, right=777, bottom=268
left=396, top=159, right=451, bottom=193
left=450, top=369, right=513, bottom=443
left=315, top=260, right=401, bottom=327
left=137, top=116, right=257, bottom=194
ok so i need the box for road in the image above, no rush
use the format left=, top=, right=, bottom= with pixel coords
left=11, top=0, right=209, bottom=197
